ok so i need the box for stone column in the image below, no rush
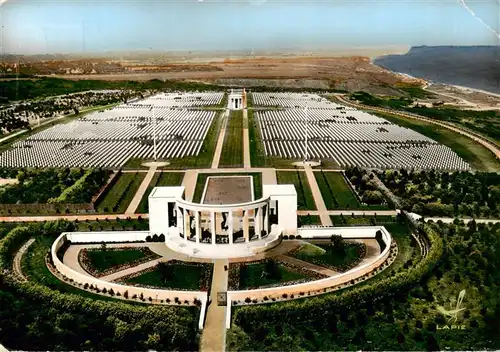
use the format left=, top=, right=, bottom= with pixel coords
left=243, top=210, right=249, bottom=242
left=228, top=211, right=233, bottom=244
left=184, top=209, right=190, bottom=241
left=263, top=204, right=269, bottom=235
left=176, top=206, right=183, bottom=238
left=211, top=212, right=216, bottom=245
left=255, top=207, right=261, bottom=239
left=195, top=211, right=200, bottom=243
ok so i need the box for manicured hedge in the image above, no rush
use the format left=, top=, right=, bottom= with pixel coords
left=233, top=223, right=443, bottom=328
left=0, top=221, right=200, bottom=351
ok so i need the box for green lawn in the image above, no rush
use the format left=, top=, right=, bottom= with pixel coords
left=374, top=111, right=500, bottom=172
left=136, top=172, right=184, bottom=213
left=75, top=218, right=150, bottom=232
left=192, top=172, right=262, bottom=203
left=297, top=215, right=322, bottom=226
left=21, top=236, right=139, bottom=304
left=238, top=262, right=306, bottom=289
left=95, top=172, right=146, bottom=213
left=276, top=171, right=316, bottom=210
left=85, top=248, right=152, bottom=273
left=219, top=110, right=244, bottom=168
left=292, top=242, right=364, bottom=271
left=330, top=215, right=396, bottom=226
left=314, top=171, right=360, bottom=209
left=126, top=263, right=203, bottom=290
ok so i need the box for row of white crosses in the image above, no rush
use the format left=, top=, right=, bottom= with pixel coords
left=252, top=92, right=471, bottom=171
left=0, top=92, right=223, bottom=168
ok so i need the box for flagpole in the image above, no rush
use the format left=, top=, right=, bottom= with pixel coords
left=304, top=106, right=308, bottom=162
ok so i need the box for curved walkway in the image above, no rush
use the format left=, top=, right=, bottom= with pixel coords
left=334, top=94, right=500, bottom=160
left=12, top=238, right=35, bottom=281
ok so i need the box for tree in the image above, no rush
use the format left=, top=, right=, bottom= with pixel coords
left=263, top=259, right=281, bottom=280
left=329, top=235, right=345, bottom=254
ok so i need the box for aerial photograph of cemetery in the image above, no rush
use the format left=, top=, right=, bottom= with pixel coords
left=0, top=0, right=499, bottom=351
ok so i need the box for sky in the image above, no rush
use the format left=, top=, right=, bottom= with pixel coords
left=1, top=0, right=499, bottom=54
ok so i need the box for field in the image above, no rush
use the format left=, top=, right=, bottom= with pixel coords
left=219, top=110, right=244, bottom=168
left=95, top=172, right=146, bottom=213
left=314, top=171, right=360, bottom=209
left=276, top=171, right=316, bottom=210
left=136, top=172, right=184, bottom=213
left=238, top=262, right=306, bottom=289
left=126, top=263, right=204, bottom=290
left=374, top=112, right=500, bottom=172
left=192, top=172, right=262, bottom=204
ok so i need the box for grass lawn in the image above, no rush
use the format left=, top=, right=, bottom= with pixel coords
left=21, top=236, right=140, bottom=304
left=239, top=262, right=306, bottom=289
left=126, top=263, right=203, bottom=290
left=374, top=111, right=500, bottom=172
left=330, top=215, right=396, bottom=226
left=314, top=171, right=360, bottom=209
left=95, top=172, right=146, bottom=213
left=219, top=110, right=244, bottom=168
left=136, top=172, right=184, bottom=213
left=85, top=248, right=151, bottom=273
left=192, top=172, right=262, bottom=203
left=167, top=110, right=222, bottom=169
left=276, top=171, right=316, bottom=210
left=75, top=218, right=150, bottom=232
left=297, top=215, right=322, bottom=226
left=292, top=242, right=364, bottom=271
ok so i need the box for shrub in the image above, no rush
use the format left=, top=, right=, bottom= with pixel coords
left=245, top=297, right=251, bottom=303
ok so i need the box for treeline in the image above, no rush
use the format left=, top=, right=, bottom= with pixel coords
left=344, top=167, right=388, bottom=206
left=228, top=222, right=443, bottom=350
left=0, top=221, right=200, bottom=351
left=377, top=169, right=500, bottom=218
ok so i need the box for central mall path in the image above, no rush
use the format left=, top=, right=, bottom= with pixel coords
left=200, top=259, right=229, bottom=352
left=303, top=165, right=333, bottom=226
left=211, top=109, right=229, bottom=169
left=125, top=164, right=157, bottom=214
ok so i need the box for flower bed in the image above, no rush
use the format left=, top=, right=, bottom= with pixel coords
left=78, top=247, right=161, bottom=278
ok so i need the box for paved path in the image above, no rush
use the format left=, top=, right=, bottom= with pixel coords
left=211, top=109, right=229, bottom=169
left=13, top=238, right=35, bottom=281
left=334, top=94, right=500, bottom=162
left=200, top=259, right=228, bottom=352
left=277, top=254, right=339, bottom=276
left=303, top=165, right=332, bottom=226
left=297, top=210, right=398, bottom=216
left=243, top=109, right=251, bottom=168
left=261, top=168, right=277, bottom=185
left=183, top=170, right=199, bottom=202
left=100, top=258, right=163, bottom=282
left=125, top=164, right=157, bottom=214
